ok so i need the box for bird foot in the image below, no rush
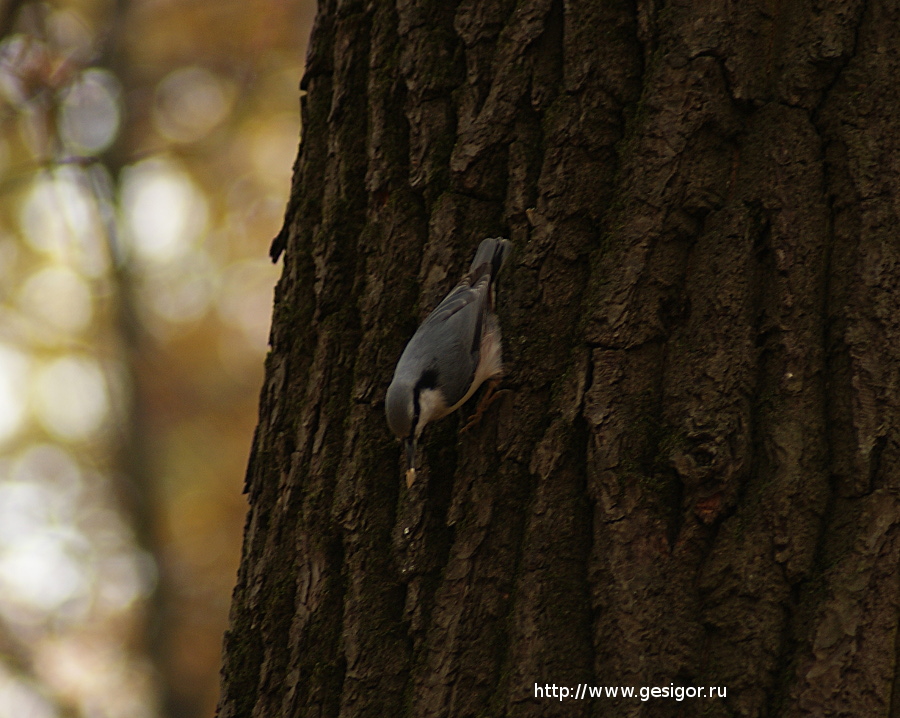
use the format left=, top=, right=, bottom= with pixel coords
left=460, top=380, right=510, bottom=434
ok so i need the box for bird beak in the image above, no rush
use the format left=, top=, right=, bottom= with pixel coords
left=404, top=438, right=417, bottom=488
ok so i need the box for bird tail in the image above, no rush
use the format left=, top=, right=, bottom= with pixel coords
left=469, top=237, right=511, bottom=279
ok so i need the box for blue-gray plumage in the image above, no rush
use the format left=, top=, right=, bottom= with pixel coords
left=386, top=237, right=511, bottom=486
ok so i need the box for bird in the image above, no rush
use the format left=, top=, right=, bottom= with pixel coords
left=385, top=237, right=511, bottom=487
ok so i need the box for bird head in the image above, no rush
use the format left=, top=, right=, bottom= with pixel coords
left=385, top=377, right=415, bottom=442
left=386, top=368, right=447, bottom=486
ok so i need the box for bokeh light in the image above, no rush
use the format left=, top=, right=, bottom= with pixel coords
left=0, top=0, right=315, bottom=715
left=59, top=69, right=122, bottom=156
left=0, top=345, right=30, bottom=444
left=32, top=355, right=109, bottom=441
left=45, top=9, right=93, bottom=64
left=120, top=157, right=209, bottom=267
left=154, top=66, right=235, bottom=144
left=18, top=266, right=93, bottom=335
left=0, top=530, right=89, bottom=613
left=140, top=248, right=218, bottom=326
left=20, top=169, right=109, bottom=277
left=0, top=670, right=57, bottom=718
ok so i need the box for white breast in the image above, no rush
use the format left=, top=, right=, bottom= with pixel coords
left=415, top=387, right=449, bottom=437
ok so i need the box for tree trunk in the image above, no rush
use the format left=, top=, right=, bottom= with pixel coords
left=217, top=1, right=900, bottom=716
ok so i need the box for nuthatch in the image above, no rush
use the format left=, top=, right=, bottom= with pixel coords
left=386, top=237, right=511, bottom=487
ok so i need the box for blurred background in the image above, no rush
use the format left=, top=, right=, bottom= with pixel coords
left=0, top=0, right=315, bottom=716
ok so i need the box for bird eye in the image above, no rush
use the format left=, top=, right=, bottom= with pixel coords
left=418, top=368, right=439, bottom=390
left=412, top=389, right=421, bottom=422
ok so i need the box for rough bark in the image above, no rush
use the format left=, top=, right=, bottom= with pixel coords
left=218, top=1, right=900, bottom=716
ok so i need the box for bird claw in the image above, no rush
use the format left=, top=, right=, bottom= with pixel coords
left=459, top=381, right=510, bottom=434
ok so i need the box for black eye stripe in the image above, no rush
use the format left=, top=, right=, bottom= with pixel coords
left=411, top=387, right=421, bottom=435
left=417, top=368, right=438, bottom=391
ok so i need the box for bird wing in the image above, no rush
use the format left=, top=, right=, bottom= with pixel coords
left=421, top=273, right=488, bottom=327
left=421, top=238, right=505, bottom=332
left=412, top=273, right=492, bottom=407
